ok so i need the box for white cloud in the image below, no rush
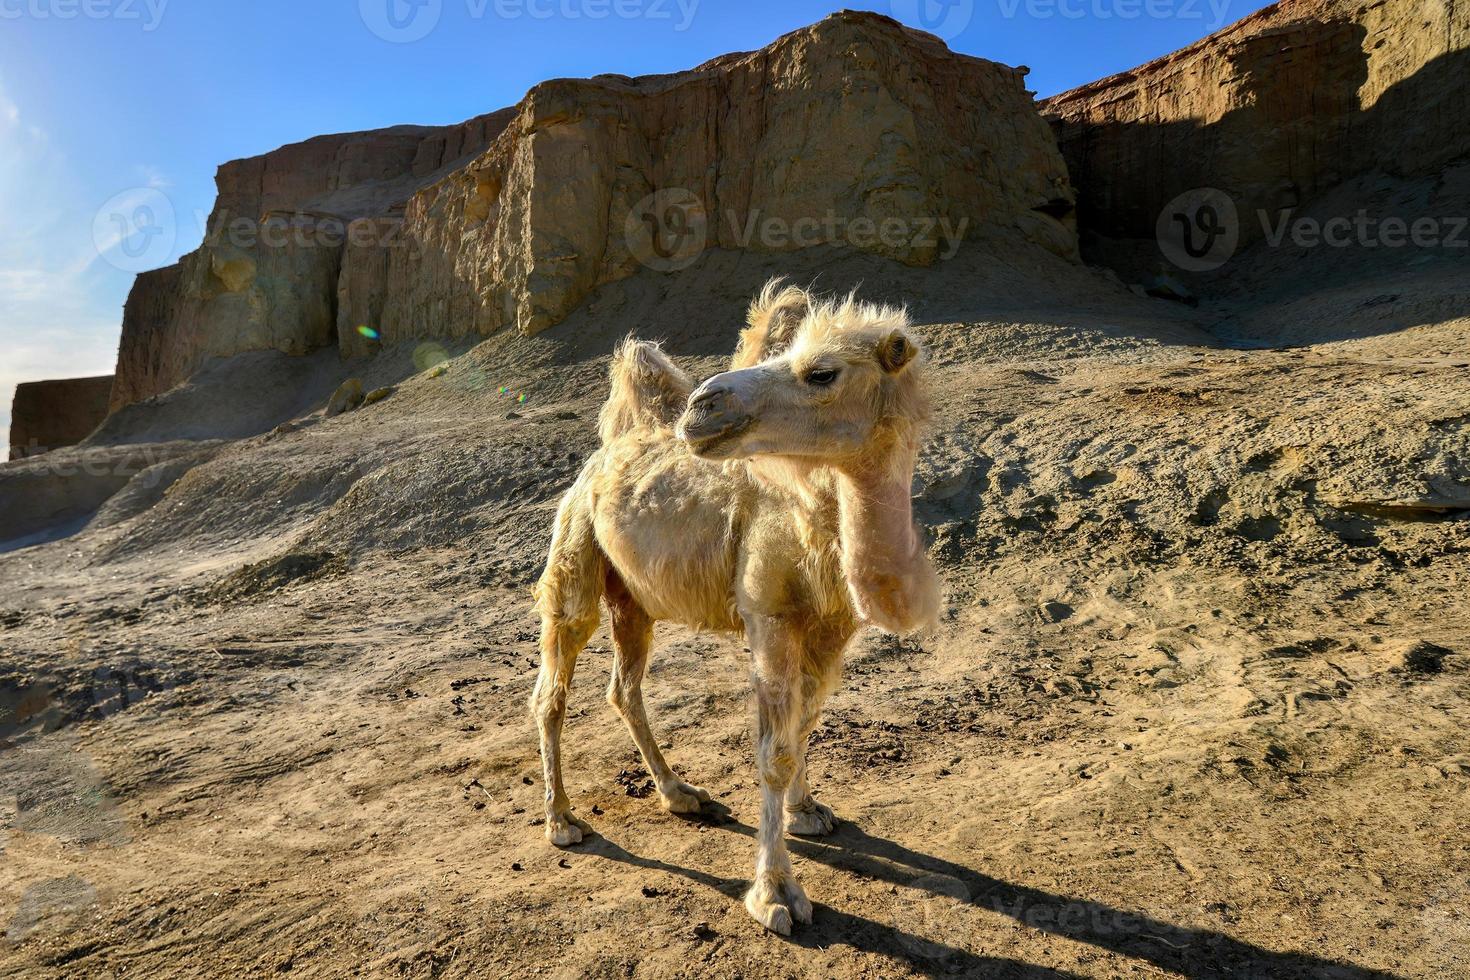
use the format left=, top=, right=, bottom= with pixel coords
left=137, top=164, right=172, bottom=190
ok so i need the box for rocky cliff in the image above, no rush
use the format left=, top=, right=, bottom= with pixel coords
left=111, top=12, right=1076, bottom=404
left=8, top=376, right=115, bottom=461
left=336, top=12, right=1076, bottom=353
left=110, top=113, right=516, bottom=412
left=1043, top=0, right=1470, bottom=262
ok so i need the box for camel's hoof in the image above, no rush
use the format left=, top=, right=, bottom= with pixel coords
left=545, top=813, right=589, bottom=847
left=784, top=878, right=813, bottom=925
left=745, top=874, right=810, bottom=934
left=745, top=893, right=793, bottom=936
left=659, top=781, right=711, bottom=814
left=786, top=800, right=837, bottom=837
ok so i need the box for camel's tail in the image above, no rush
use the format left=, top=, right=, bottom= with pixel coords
left=598, top=337, right=693, bottom=444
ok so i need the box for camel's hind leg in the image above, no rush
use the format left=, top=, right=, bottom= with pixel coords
left=605, top=570, right=712, bottom=815
left=531, top=490, right=605, bottom=847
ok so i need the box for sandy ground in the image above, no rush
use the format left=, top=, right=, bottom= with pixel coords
left=1, top=241, right=1467, bottom=978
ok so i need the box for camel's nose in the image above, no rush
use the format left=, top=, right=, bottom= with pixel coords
left=678, top=375, right=753, bottom=455
left=687, top=377, right=736, bottom=413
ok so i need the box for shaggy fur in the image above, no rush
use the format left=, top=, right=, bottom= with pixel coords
left=530, top=280, right=940, bottom=934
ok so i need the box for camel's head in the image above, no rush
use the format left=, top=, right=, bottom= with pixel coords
left=677, top=288, right=928, bottom=470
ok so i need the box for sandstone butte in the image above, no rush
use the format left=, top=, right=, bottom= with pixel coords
left=7, top=377, right=115, bottom=461
left=1043, top=0, right=1469, bottom=258
left=108, top=11, right=1077, bottom=415
left=17, top=0, right=1470, bottom=445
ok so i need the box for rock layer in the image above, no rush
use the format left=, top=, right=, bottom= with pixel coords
left=110, top=114, right=516, bottom=412
left=1043, top=0, right=1470, bottom=254
left=111, top=12, right=1076, bottom=406
left=8, top=376, right=114, bottom=461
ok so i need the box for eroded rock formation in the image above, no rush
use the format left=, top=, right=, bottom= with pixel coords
left=1043, top=0, right=1470, bottom=254
left=110, top=12, right=1077, bottom=407
left=110, top=114, right=516, bottom=412
left=8, top=376, right=115, bottom=461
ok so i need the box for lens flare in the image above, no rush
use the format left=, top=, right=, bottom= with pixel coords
left=356, top=325, right=379, bottom=340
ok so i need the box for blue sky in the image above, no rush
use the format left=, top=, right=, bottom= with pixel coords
left=0, top=0, right=1272, bottom=446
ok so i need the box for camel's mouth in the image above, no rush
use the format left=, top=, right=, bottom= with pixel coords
left=678, top=415, right=753, bottom=459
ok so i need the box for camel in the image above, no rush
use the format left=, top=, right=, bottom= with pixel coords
left=530, top=279, right=940, bottom=934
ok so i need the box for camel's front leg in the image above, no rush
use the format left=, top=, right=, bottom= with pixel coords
left=784, top=646, right=844, bottom=837
left=744, top=617, right=813, bottom=935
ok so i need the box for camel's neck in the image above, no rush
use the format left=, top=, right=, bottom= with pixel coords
left=833, top=444, right=939, bottom=634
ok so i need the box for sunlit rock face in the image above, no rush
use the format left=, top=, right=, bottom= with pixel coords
left=1042, top=0, right=1470, bottom=254
left=8, top=377, right=114, bottom=461
left=109, top=11, right=1077, bottom=409
left=110, top=113, right=515, bottom=412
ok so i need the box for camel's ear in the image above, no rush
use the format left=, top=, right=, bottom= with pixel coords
left=877, top=329, right=917, bottom=373
left=731, top=279, right=809, bottom=369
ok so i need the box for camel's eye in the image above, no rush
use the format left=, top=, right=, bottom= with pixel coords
left=802, top=367, right=840, bottom=387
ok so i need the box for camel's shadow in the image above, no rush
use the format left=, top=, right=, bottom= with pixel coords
left=578, top=808, right=1400, bottom=980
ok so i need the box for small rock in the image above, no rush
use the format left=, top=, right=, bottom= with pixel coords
left=692, top=922, right=716, bottom=941
left=363, top=385, right=395, bottom=406
left=1144, top=272, right=1198, bottom=306
left=511, top=862, right=523, bottom=871
left=325, top=378, right=365, bottom=417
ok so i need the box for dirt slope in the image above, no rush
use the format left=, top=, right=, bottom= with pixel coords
left=1, top=236, right=1466, bottom=977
